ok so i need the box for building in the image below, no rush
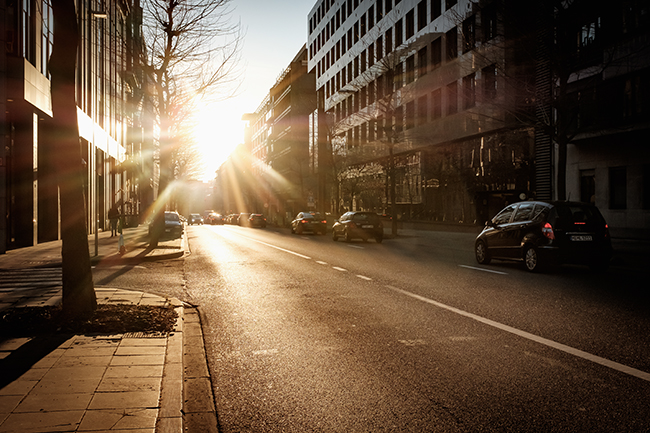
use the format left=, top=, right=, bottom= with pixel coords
left=234, top=45, right=316, bottom=225
left=1, top=0, right=154, bottom=253
left=548, top=0, right=650, bottom=239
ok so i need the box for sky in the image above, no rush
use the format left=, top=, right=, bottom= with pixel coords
left=195, top=1, right=315, bottom=181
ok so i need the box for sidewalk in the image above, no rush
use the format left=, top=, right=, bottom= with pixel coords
left=0, top=226, right=193, bottom=433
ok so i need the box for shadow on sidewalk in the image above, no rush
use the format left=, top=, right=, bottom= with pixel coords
left=0, top=334, right=71, bottom=389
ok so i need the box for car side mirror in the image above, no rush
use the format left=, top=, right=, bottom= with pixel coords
left=486, top=220, right=496, bottom=228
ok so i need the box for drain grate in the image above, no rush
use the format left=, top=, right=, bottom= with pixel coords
left=122, top=331, right=168, bottom=338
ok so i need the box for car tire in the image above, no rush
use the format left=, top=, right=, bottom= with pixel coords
left=475, top=241, right=491, bottom=265
left=332, top=231, right=338, bottom=241
left=345, top=230, right=352, bottom=242
left=524, top=245, right=542, bottom=272
left=376, top=235, right=383, bottom=243
left=297, top=225, right=304, bottom=235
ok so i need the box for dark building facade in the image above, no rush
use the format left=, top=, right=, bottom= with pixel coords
left=1, top=0, right=155, bottom=253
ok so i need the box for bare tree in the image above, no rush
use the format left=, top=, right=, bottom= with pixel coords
left=142, top=0, right=241, bottom=243
left=49, top=0, right=96, bottom=316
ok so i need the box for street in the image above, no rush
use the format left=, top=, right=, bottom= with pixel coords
left=95, top=225, right=650, bottom=432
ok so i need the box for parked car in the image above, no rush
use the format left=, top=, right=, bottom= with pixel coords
left=189, top=213, right=203, bottom=225
left=149, top=211, right=183, bottom=239
left=332, top=211, right=383, bottom=243
left=238, top=213, right=251, bottom=226
left=291, top=212, right=327, bottom=235
left=205, top=213, right=224, bottom=225
left=249, top=214, right=267, bottom=228
left=475, top=200, right=613, bottom=272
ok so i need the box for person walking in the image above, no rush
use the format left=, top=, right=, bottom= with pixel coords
left=108, top=205, right=119, bottom=237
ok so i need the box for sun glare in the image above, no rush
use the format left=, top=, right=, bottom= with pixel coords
left=196, top=106, right=244, bottom=181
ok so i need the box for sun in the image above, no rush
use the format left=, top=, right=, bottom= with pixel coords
left=196, top=105, right=244, bottom=181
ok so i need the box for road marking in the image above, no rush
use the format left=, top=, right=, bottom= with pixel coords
left=233, top=233, right=312, bottom=259
left=332, top=266, right=347, bottom=272
left=356, top=275, right=372, bottom=281
left=384, top=285, right=650, bottom=382
left=316, top=261, right=329, bottom=265
left=459, top=265, right=508, bottom=275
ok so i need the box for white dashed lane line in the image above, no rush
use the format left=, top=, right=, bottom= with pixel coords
left=315, top=261, right=329, bottom=265
left=332, top=266, right=347, bottom=272
left=356, top=275, right=372, bottom=281
left=459, top=265, right=508, bottom=275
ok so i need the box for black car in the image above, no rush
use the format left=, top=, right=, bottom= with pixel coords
left=475, top=200, right=612, bottom=272
left=291, top=212, right=327, bottom=235
left=249, top=214, right=267, bottom=228
left=332, top=211, right=383, bottom=243
left=189, top=213, right=203, bottom=225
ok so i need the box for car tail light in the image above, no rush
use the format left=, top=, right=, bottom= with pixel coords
left=604, top=224, right=610, bottom=238
left=349, top=222, right=357, bottom=229
left=321, top=220, right=326, bottom=224
left=542, top=222, right=555, bottom=240
left=301, top=220, right=307, bottom=223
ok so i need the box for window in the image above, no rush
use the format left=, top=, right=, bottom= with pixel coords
left=580, top=169, right=596, bottom=204
left=406, top=55, right=415, bottom=84
left=493, top=205, right=516, bottom=225
left=368, top=6, right=375, bottom=29
left=406, top=9, right=415, bottom=40
left=462, top=15, right=475, bottom=52
left=406, top=101, right=415, bottom=129
left=360, top=13, right=366, bottom=37
left=431, top=89, right=442, bottom=119
left=483, top=64, right=497, bottom=100
left=463, top=73, right=476, bottom=109
left=512, top=203, right=535, bottom=223
left=394, top=62, right=403, bottom=89
left=418, top=46, right=427, bottom=77
left=446, top=0, right=457, bottom=10
left=386, top=0, right=392, bottom=14
left=609, top=167, right=627, bottom=209
left=482, top=4, right=497, bottom=42
left=368, top=43, right=375, bottom=67
left=446, top=27, right=458, bottom=60
left=360, top=50, right=366, bottom=73
left=431, top=38, right=442, bottom=68
left=431, top=0, right=441, bottom=20
left=447, top=81, right=458, bottom=115
left=418, top=1, right=427, bottom=31
left=394, top=105, right=404, bottom=133
left=417, top=95, right=428, bottom=125
left=376, top=36, right=383, bottom=61
left=377, top=0, right=384, bottom=21
left=385, top=28, right=393, bottom=55
left=395, top=18, right=403, bottom=46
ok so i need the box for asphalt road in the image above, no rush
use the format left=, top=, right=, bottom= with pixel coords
left=92, top=224, right=650, bottom=432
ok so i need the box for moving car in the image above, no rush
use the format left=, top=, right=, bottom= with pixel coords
left=238, top=213, right=251, bottom=226
left=206, top=213, right=224, bottom=225
left=332, top=211, right=383, bottom=243
left=291, top=212, right=327, bottom=235
left=189, top=213, right=203, bottom=225
left=475, top=200, right=613, bottom=272
left=249, top=214, right=267, bottom=228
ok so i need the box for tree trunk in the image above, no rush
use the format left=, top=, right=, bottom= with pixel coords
left=50, top=0, right=97, bottom=317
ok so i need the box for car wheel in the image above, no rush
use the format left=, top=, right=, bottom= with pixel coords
left=524, top=245, right=542, bottom=272
left=332, top=231, right=338, bottom=241
left=345, top=230, right=352, bottom=242
left=376, top=235, right=383, bottom=243
left=297, top=225, right=304, bottom=235
left=475, top=241, right=491, bottom=265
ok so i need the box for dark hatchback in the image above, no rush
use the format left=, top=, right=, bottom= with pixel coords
left=332, top=211, right=383, bottom=243
left=475, top=201, right=612, bottom=272
left=291, top=212, right=327, bottom=235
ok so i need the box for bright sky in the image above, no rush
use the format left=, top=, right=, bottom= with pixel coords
left=195, top=1, right=315, bottom=181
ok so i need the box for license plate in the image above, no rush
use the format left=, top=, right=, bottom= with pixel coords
left=165, top=228, right=171, bottom=232
left=361, top=225, right=373, bottom=229
left=571, top=235, right=592, bottom=241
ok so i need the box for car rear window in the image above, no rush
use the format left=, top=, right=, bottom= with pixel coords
left=555, top=204, right=603, bottom=224
left=165, top=213, right=179, bottom=221
left=352, top=213, right=379, bottom=222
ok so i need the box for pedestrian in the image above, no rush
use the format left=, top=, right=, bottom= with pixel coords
left=108, top=205, right=119, bottom=237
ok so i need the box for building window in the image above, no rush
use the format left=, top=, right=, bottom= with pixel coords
left=385, top=28, right=393, bottom=55
left=482, top=4, right=497, bottom=42
left=406, top=9, right=415, bottom=40
left=395, top=105, right=404, bottom=133
left=446, top=0, right=457, bottom=10
left=368, top=43, right=375, bottom=67
left=369, top=5, right=375, bottom=29
left=418, top=1, right=427, bottom=31
left=431, top=0, right=441, bottom=20
left=609, top=167, right=627, bottom=210
left=446, top=27, right=458, bottom=60
left=431, top=38, right=442, bottom=68
left=417, top=95, right=428, bottom=125
left=418, top=46, right=427, bottom=77
left=580, top=169, right=596, bottom=204
left=462, top=15, right=475, bottom=53
left=483, top=64, right=497, bottom=100
left=406, top=101, right=415, bottom=129
left=432, top=89, right=441, bottom=119
left=447, top=81, right=458, bottom=115
left=406, top=55, right=415, bottom=84
left=376, top=36, right=383, bottom=61
left=463, top=73, right=476, bottom=109
left=395, top=18, right=403, bottom=46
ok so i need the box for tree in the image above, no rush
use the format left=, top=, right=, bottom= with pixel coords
left=49, top=0, right=96, bottom=316
left=141, top=0, right=241, bottom=243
